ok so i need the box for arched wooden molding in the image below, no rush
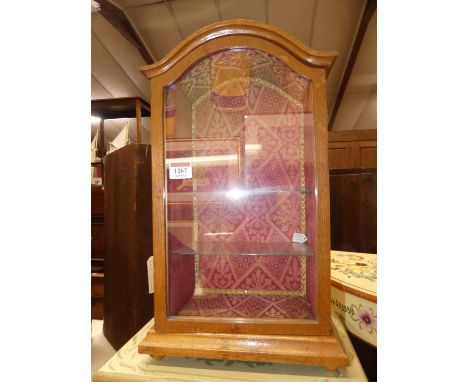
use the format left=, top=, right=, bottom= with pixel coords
left=140, top=19, right=338, bottom=79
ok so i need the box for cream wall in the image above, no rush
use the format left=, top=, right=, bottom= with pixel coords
left=92, top=0, right=376, bottom=132
left=332, top=12, right=377, bottom=131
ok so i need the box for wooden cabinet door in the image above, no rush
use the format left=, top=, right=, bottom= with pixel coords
left=328, top=130, right=376, bottom=169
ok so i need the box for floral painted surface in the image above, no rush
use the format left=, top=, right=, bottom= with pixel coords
left=94, top=313, right=368, bottom=381
left=352, top=304, right=377, bottom=334
left=330, top=251, right=377, bottom=347
left=330, top=251, right=376, bottom=298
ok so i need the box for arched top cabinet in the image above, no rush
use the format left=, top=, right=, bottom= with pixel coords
left=139, top=20, right=348, bottom=370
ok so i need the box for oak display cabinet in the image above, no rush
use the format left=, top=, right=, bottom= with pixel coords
left=138, top=20, right=348, bottom=370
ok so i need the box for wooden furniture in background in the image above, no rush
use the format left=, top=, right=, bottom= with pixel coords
left=91, top=185, right=105, bottom=319
left=91, top=185, right=105, bottom=259
left=329, top=168, right=376, bottom=253
left=327, top=130, right=377, bottom=379
left=91, top=273, right=104, bottom=319
left=139, top=20, right=348, bottom=370
left=91, top=97, right=151, bottom=157
left=328, top=129, right=376, bottom=169
left=91, top=98, right=151, bottom=321
left=103, top=143, right=153, bottom=350
left=329, top=166, right=377, bottom=381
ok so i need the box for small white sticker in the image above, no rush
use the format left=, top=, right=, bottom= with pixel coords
left=292, top=232, right=308, bottom=244
left=169, top=162, right=192, bottom=179
left=147, top=256, right=154, bottom=294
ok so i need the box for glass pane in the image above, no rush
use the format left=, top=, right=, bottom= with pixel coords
left=165, top=48, right=317, bottom=321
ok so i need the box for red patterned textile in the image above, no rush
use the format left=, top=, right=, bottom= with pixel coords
left=166, top=49, right=317, bottom=317
left=194, top=90, right=309, bottom=295
left=178, top=294, right=313, bottom=319
left=177, top=49, right=310, bottom=108
left=198, top=253, right=303, bottom=292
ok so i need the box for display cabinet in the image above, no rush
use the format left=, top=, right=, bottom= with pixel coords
left=91, top=97, right=151, bottom=157
left=138, top=20, right=348, bottom=370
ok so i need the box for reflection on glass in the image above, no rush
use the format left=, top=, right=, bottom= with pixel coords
left=165, top=48, right=317, bottom=321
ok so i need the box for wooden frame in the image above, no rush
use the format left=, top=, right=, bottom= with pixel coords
left=138, top=20, right=348, bottom=370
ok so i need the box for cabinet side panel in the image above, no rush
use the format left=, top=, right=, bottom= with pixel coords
left=312, top=70, right=331, bottom=330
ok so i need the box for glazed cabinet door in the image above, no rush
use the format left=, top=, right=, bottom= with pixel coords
left=152, top=46, right=331, bottom=336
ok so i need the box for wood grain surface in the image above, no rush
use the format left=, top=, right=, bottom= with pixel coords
left=140, top=20, right=347, bottom=368
left=103, top=144, right=154, bottom=350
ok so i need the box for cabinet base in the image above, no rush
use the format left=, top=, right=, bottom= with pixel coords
left=138, top=321, right=349, bottom=371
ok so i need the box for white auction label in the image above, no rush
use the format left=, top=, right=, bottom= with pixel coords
left=292, top=232, right=308, bottom=244
left=169, top=162, right=192, bottom=179
left=147, top=256, right=153, bottom=294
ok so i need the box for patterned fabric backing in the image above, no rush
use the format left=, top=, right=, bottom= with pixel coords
left=189, top=56, right=309, bottom=296
left=178, top=294, right=313, bottom=319
left=197, top=254, right=304, bottom=294
left=167, top=49, right=315, bottom=316
left=176, top=49, right=310, bottom=107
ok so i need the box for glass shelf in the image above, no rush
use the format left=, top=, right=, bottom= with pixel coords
left=171, top=241, right=315, bottom=257
left=167, top=188, right=314, bottom=203
left=168, top=188, right=314, bottom=195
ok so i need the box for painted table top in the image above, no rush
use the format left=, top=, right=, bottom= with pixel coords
left=331, top=251, right=377, bottom=302
left=330, top=251, right=377, bottom=347
left=92, top=312, right=368, bottom=382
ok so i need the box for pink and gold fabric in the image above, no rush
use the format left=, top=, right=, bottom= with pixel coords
left=166, top=48, right=317, bottom=319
